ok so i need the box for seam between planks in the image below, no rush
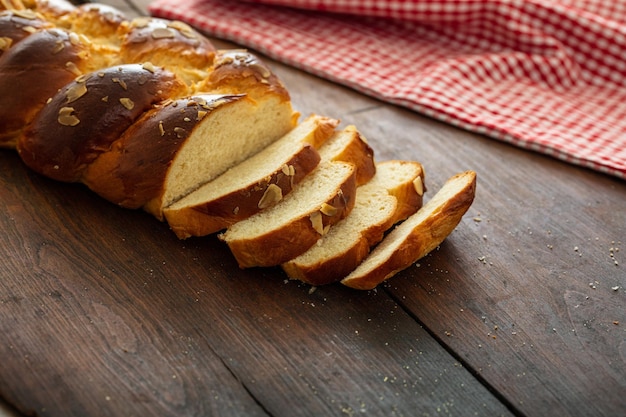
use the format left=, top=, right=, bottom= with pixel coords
left=384, top=287, right=526, bottom=417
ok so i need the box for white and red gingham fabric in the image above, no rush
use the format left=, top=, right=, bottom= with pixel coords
left=149, top=0, right=626, bottom=180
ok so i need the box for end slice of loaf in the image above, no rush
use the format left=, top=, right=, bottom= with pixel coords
left=282, top=160, right=425, bottom=286
left=83, top=92, right=297, bottom=220
left=163, top=114, right=339, bottom=238
left=219, top=161, right=357, bottom=268
left=341, top=170, right=477, bottom=290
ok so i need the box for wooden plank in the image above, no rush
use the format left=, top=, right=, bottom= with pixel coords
left=0, top=151, right=512, bottom=416
left=0, top=154, right=269, bottom=417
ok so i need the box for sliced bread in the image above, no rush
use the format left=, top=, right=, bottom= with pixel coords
left=163, top=114, right=340, bottom=238
left=282, top=160, right=425, bottom=286
left=219, top=161, right=357, bottom=268
left=82, top=92, right=297, bottom=220
left=341, top=170, right=477, bottom=290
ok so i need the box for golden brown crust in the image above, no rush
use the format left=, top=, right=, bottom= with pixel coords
left=165, top=144, right=321, bottom=238
left=83, top=94, right=243, bottom=212
left=198, top=49, right=291, bottom=104
left=17, top=63, right=186, bottom=181
left=322, top=125, right=376, bottom=185
left=0, top=10, right=52, bottom=56
left=0, top=28, right=92, bottom=148
left=341, top=170, right=476, bottom=290
left=61, top=3, right=128, bottom=42
left=119, top=17, right=215, bottom=71
left=282, top=160, right=425, bottom=286
left=283, top=238, right=371, bottom=285
left=221, top=162, right=358, bottom=268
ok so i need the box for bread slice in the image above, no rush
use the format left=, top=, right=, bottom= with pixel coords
left=219, top=161, right=357, bottom=268
left=341, top=170, right=477, bottom=290
left=282, top=160, right=425, bottom=286
left=163, top=114, right=339, bottom=238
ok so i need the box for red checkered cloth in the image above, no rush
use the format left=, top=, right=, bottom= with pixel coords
left=149, top=0, right=626, bottom=180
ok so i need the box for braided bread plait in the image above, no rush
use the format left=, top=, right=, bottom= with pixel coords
left=1, top=1, right=299, bottom=219
left=1, top=0, right=477, bottom=289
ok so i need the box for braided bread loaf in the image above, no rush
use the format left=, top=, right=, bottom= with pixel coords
left=0, top=0, right=476, bottom=289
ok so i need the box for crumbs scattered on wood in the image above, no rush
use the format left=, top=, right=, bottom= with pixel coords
left=609, top=242, right=620, bottom=266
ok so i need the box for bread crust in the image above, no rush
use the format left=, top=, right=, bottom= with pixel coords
left=163, top=115, right=340, bottom=238
left=341, top=170, right=476, bottom=290
left=0, top=10, right=53, bottom=57
left=282, top=228, right=372, bottom=285
left=119, top=17, right=216, bottom=71
left=17, top=63, right=186, bottom=181
left=321, top=125, right=376, bottom=186
left=82, top=94, right=244, bottom=211
left=282, top=160, right=425, bottom=286
left=0, top=28, right=91, bottom=147
left=62, top=3, right=128, bottom=42
left=198, top=50, right=290, bottom=105
left=220, top=162, right=358, bottom=268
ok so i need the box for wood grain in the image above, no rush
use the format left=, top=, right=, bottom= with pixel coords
left=284, top=64, right=626, bottom=416
left=0, top=151, right=512, bottom=416
left=0, top=1, right=624, bottom=416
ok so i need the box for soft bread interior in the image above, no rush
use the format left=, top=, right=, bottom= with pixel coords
left=163, top=95, right=298, bottom=207
left=166, top=114, right=333, bottom=209
left=282, top=160, right=424, bottom=284
left=287, top=186, right=395, bottom=264
left=222, top=161, right=354, bottom=240
left=287, top=161, right=423, bottom=265
left=341, top=170, right=477, bottom=289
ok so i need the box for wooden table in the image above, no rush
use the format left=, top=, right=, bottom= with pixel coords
left=1, top=1, right=625, bottom=416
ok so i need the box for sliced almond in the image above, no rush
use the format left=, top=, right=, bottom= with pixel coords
left=13, top=9, right=37, bottom=19
left=119, top=98, right=134, bottom=110
left=65, top=62, right=81, bottom=76
left=142, top=62, right=156, bottom=73
left=0, top=37, right=12, bottom=51
left=151, top=27, right=175, bottom=39
left=65, top=83, right=87, bottom=103
left=310, top=211, right=324, bottom=235
left=320, top=203, right=338, bottom=217
left=258, top=183, right=283, bottom=209
left=413, top=176, right=424, bottom=196
left=58, top=107, right=80, bottom=126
